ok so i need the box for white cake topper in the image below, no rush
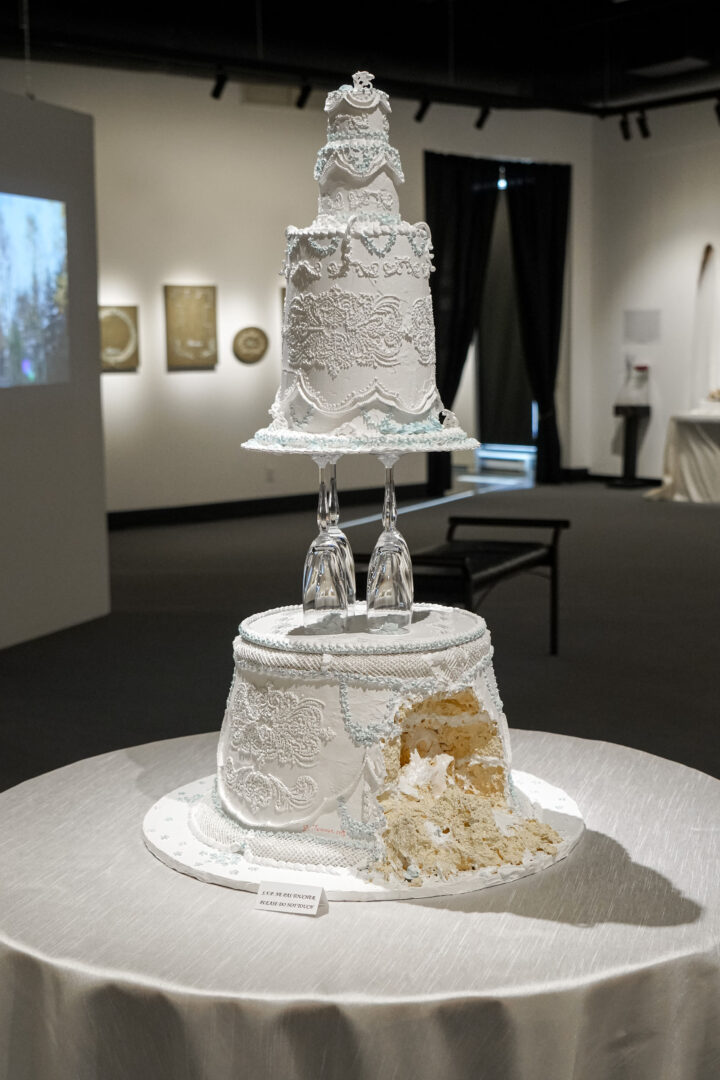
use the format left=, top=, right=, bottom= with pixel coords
left=352, top=71, right=375, bottom=94
left=324, top=72, right=391, bottom=115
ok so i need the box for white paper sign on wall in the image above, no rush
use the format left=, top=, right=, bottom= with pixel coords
left=623, top=309, right=661, bottom=344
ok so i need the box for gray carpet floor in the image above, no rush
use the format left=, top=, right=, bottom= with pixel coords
left=1, top=481, right=718, bottom=791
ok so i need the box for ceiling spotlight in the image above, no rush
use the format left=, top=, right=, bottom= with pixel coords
left=475, top=106, right=491, bottom=130
left=619, top=113, right=632, bottom=140
left=414, top=99, right=431, bottom=122
left=211, top=71, right=228, bottom=100
left=636, top=111, right=650, bottom=138
left=295, top=84, right=312, bottom=109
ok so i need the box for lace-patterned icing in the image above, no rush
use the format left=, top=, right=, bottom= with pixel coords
left=318, top=192, right=344, bottom=216
left=284, top=287, right=434, bottom=384
left=328, top=113, right=372, bottom=139
left=348, top=189, right=394, bottom=213
left=228, top=681, right=335, bottom=767
left=222, top=761, right=319, bottom=814
left=383, top=256, right=432, bottom=279
left=407, top=297, right=434, bottom=365
left=327, top=257, right=380, bottom=279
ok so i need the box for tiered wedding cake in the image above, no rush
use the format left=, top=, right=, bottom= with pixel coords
left=143, top=73, right=582, bottom=900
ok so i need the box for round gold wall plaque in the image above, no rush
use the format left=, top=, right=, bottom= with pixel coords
left=100, top=306, right=139, bottom=371
left=233, top=327, right=268, bottom=364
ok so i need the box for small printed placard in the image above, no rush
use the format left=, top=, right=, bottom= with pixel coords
left=255, top=882, right=324, bottom=916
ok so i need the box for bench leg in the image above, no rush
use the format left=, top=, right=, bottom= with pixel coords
left=550, top=550, right=559, bottom=656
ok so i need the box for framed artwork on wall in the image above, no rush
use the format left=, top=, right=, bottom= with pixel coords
left=164, top=285, right=217, bottom=370
left=233, top=326, right=268, bottom=364
left=99, top=306, right=139, bottom=372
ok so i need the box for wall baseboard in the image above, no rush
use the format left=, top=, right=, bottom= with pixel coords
left=560, top=467, right=591, bottom=482
left=560, top=469, right=661, bottom=487
left=107, top=483, right=429, bottom=530
left=587, top=472, right=661, bottom=487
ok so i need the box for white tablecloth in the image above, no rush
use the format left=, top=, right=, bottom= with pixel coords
left=647, top=413, right=720, bottom=502
left=1, top=731, right=719, bottom=1080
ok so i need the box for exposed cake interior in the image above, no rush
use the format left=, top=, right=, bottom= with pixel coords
left=375, top=688, right=560, bottom=882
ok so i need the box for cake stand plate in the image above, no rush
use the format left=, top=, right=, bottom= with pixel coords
left=242, top=429, right=479, bottom=457
left=143, top=771, right=584, bottom=902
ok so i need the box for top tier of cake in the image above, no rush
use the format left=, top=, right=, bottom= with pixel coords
left=313, top=71, right=402, bottom=225
left=245, top=72, right=477, bottom=458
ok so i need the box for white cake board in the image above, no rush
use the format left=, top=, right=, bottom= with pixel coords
left=242, top=431, right=479, bottom=457
left=143, top=772, right=584, bottom=902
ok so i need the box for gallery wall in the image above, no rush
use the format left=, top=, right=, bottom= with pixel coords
left=0, top=90, right=109, bottom=649
left=0, top=61, right=595, bottom=511
left=592, top=102, right=720, bottom=478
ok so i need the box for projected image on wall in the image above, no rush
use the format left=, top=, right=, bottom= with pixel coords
left=0, top=192, right=69, bottom=387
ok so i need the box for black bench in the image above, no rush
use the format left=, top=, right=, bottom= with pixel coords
left=355, top=515, right=570, bottom=655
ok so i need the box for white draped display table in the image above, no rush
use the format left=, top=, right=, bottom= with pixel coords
left=647, top=413, right=720, bottom=502
left=1, top=731, right=719, bottom=1080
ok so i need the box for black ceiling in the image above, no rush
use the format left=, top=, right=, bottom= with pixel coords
left=2, top=1, right=720, bottom=117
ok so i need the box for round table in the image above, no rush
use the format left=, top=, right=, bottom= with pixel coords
left=646, top=413, right=720, bottom=503
left=1, top=731, right=718, bottom=1080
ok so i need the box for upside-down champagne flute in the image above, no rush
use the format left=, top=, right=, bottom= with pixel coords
left=327, top=464, right=356, bottom=613
left=366, top=457, right=413, bottom=632
left=302, top=461, right=349, bottom=632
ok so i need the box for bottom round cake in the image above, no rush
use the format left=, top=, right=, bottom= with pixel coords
left=143, top=604, right=584, bottom=899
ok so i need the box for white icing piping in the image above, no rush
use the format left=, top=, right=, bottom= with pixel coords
left=243, top=424, right=478, bottom=457
left=238, top=603, right=487, bottom=654
left=230, top=654, right=501, bottom=748
left=193, top=781, right=379, bottom=857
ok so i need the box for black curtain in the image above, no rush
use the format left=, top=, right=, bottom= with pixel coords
left=424, top=152, right=499, bottom=495
left=477, top=196, right=534, bottom=446
left=504, top=161, right=571, bottom=483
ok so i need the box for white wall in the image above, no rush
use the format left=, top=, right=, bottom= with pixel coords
left=0, top=62, right=595, bottom=509
left=0, top=90, right=109, bottom=649
left=592, top=102, right=720, bottom=478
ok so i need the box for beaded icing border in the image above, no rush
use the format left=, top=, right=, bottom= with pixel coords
left=238, top=603, right=487, bottom=655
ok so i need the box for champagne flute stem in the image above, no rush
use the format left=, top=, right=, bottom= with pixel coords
left=328, top=464, right=340, bottom=528
left=383, top=466, right=397, bottom=531
left=317, top=463, right=329, bottom=531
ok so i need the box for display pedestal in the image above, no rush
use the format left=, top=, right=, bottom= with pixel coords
left=609, top=404, right=651, bottom=488
left=646, top=412, right=720, bottom=502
